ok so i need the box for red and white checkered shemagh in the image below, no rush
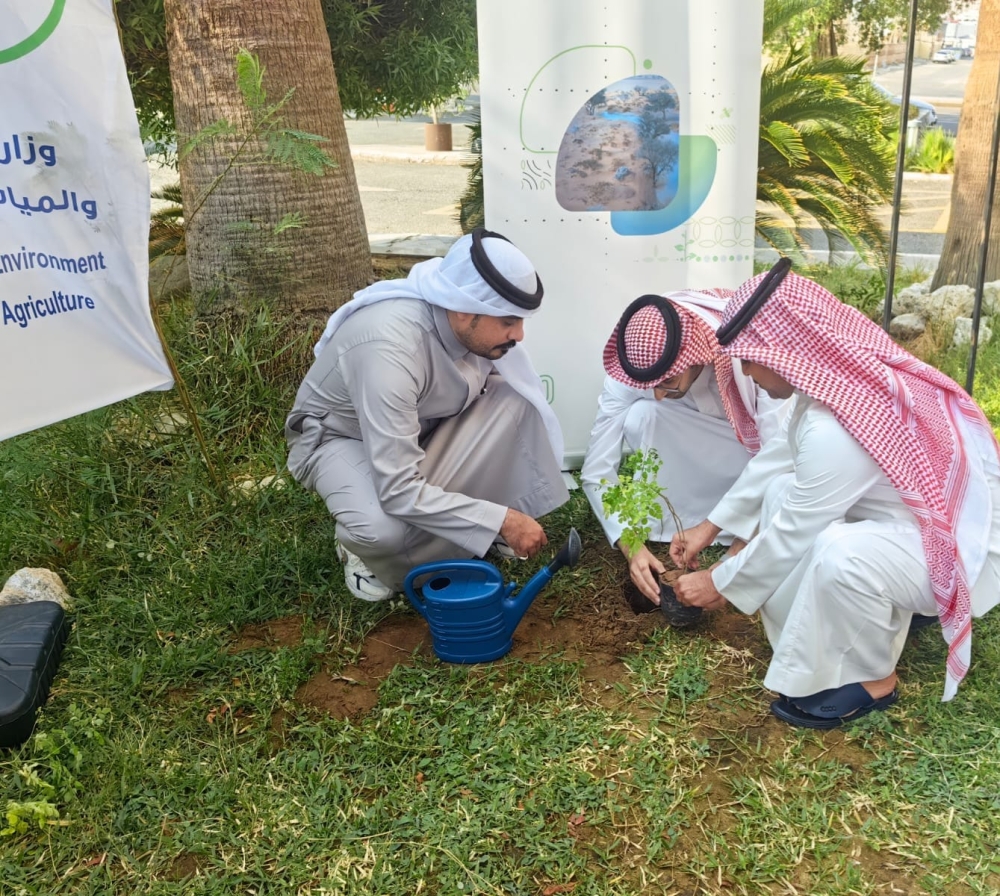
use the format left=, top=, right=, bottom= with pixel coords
left=603, top=289, right=761, bottom=451
left=719, top=270, right=1000, bottom=698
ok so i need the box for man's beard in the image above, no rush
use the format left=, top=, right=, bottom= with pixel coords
left=492, top=340, right=517, bottom=356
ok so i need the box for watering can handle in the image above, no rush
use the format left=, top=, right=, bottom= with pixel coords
left=403, top=559, right=501, bottom=618
left=403, top=568, right=432, bottom=619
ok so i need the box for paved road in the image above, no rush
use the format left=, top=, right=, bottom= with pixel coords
left=876, top=57, right=969, bottom=135
left=876, top=57, right=970, bottom=106
left=355, top=159, right=466, bottom=237
left=937, top=110, right=959, bottom=136
left=346, top=119, right=469, bottom=238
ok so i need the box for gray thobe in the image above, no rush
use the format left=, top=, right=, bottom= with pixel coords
left=285, top=299, right=568, bottom=589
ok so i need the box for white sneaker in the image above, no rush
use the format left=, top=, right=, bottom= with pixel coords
left=489, top=537, right=527, bottom=561
left=335, top=542, right=393, bottom=602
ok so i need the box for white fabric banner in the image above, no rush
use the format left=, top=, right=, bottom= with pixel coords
left=477, top=0, right=764, bottom=463
left=0, top=0, right=172, bottom=441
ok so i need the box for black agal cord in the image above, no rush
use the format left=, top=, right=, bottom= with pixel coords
left=615, top=294, right=682, bottom=383
left=716, top=257, right=792, bottom=345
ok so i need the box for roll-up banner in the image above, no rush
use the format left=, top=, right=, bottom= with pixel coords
left=477, top=0, right=765, bottom=464
left=0, top=0, right=172, bottom=442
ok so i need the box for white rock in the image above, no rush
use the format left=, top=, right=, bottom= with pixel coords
left=878, top=277, right=929, bottom=320
left=231, top=473, right=287, bottom=496
left=888, top=313, right=926, bottom=340
left=983, top=280, right=1000, bottom=316
left=884, top=279, right=1000, bottom=323
left=929, top=285, right=976, bottom=322
left=0, top=568, right=72, bottom=610
left=151, top=412, right=190, bottom=436
left=886, top=277, right=931, bottom=315
left=952, top=317, right=993, bottom=348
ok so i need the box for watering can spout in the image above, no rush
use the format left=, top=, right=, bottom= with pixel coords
left=503, top=528, right=582, bottom=631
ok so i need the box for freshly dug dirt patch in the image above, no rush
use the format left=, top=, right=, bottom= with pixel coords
left=235, top=546, right=776, bottom=724
left=294, top=617, right=431, bottom=718
left=229, top=615, right=305, bottom=651
left=289, top=548, right=696, bottom=720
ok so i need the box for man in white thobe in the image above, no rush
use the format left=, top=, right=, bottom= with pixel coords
left=673, top=263, right=1000, bottom=728
left=286, top=229, right=568, bottom=600
left=581, top=290, right=787, bottom=604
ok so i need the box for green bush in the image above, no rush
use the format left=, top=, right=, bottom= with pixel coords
left=906, top=127, right=955, bottom=174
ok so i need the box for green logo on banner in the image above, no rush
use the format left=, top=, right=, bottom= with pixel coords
left=0, top=0, right=66, bottom=65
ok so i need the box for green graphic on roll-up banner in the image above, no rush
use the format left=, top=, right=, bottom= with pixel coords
left=0, top=0, right=65, bottom=64
left=540, top=375, right=555, bottom=404
left=520, top=45, right=637, bottom=153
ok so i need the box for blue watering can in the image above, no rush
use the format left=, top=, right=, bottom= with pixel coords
left=404, top=528, right=582, bottom=663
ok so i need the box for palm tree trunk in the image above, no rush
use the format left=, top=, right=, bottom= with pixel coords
left=164, top=0, right=372, bottom=320
left=932, top=0, right=1000, bottom=289
left=814, top=19, right=838, bottom=58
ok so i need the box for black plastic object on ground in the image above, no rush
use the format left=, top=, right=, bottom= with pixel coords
left=657, top=582, right=703, bottom=628
left=0, top=601, right=70, bottom=749
left=623, top=579, right=659, bottom=614
left=623, top=579, right=703, bottom=628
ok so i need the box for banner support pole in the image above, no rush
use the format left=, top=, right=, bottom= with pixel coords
left=882, top=0, right=921, bottom=332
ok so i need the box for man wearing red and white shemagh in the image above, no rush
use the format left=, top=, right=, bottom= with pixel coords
left=581, top=289, right=789, bottom=605
left=672, top=261, right=1000, bottom=729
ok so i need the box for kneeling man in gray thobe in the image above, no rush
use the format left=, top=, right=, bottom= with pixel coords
left=285, top=229, right=570, bottom=601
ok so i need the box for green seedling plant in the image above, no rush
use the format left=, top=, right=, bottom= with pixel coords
left=2, top=704, right=108, bottom=839
left=149, top=48, right=341, bottom=488
left=601, top=448, right=682, bottom=558
left=2, top=800, right=59, bottom=838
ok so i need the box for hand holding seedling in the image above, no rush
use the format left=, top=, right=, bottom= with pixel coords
left=670, top=519, right=721, bottom=570
left=620, top=543, right=665, bottom=604
left=601, top=449, right=684, bottom=601
left=675, top=569, right=726, bottom=610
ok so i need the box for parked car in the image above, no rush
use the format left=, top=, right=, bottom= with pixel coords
left=932, top=49, right=955, bottom=64
left=871, top=81, right=938, bottom=128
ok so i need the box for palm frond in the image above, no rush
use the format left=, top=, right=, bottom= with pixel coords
left=150, top=182, right=185, bottom=260
left=458, top=112, right=484, bottom=233
left=756, top=39, right=895, bottom=267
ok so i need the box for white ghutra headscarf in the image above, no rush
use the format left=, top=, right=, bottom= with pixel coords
left=314, top=233, right=564, bottom=463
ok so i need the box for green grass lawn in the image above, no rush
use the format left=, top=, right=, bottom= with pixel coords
left=2, top=271, right=999, bottom=895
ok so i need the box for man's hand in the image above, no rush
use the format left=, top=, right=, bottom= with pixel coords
left=620, top=543, right=665, bottom=605
left=675, top=569, right=727, bottom=611
left=669, top=520, right=721, bottom=570
left=499, top=508, right=547, bottom=559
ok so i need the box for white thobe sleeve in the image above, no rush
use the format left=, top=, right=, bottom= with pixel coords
left=710, top=400, right=888, bottom=615
left=704, top=406, right=795, bottom=541
left=580, top=377, right=646, bottom=547
left=340, top=340, right=507, bottom=554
